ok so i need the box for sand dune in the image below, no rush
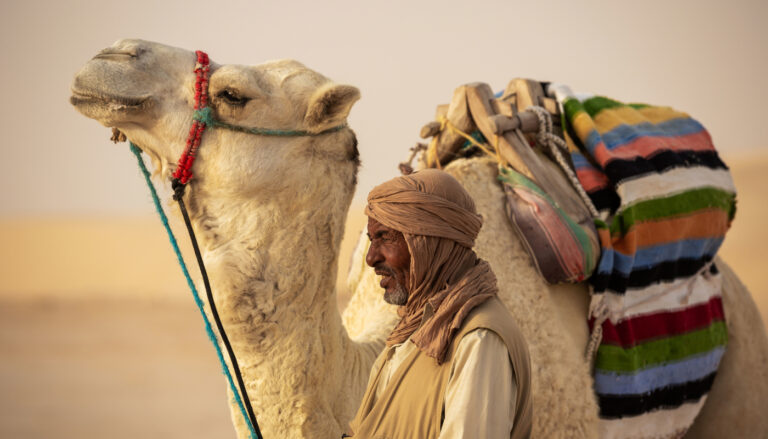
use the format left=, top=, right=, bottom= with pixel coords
left=0, top=153, right=766, bottom=438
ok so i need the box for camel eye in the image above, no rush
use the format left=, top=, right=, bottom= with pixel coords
left=216, top=89, right=250, bottom=106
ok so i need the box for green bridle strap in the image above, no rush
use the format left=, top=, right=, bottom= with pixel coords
left=194, top=107, right=347, bottom=137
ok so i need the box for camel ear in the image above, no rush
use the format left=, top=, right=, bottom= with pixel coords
left=304, top=83, right=360, bottom=132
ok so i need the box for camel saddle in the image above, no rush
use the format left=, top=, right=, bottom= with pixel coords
left=411, top=79, right=600, bottom=284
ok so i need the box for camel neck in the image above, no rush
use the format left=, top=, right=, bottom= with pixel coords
left=167, top=134, right=373, bottom=436
left=189, top=190, right=346, bottom=333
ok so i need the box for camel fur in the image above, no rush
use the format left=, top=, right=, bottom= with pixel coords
left=70, top=40, right=768, bottom=438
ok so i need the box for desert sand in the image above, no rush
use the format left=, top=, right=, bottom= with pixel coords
left=1, top=154, right=765, bottom=438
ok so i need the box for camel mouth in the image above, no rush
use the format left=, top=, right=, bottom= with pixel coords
left=70, top=89, right=150, bottom=109
left=69, top=89, right=154, bottom=122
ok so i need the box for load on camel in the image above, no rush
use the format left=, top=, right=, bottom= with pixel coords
left=70, top=40, right=768, bottom=438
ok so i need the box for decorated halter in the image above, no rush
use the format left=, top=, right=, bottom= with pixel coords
left=128, top=51, right=347, bottom=439
left=171, top=50, right=346, bottom=189
left=171, top=50, right=211, bottom=186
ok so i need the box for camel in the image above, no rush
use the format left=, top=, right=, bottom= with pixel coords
left=70, top=39, right=768, bottom=438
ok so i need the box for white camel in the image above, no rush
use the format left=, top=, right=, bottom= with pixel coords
left=70, top=39, right=768, bottom=438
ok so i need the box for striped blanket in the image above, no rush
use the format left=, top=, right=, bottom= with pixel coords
left=548, top=85, right=736, bottom=439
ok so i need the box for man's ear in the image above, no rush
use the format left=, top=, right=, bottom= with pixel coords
left=304, top=83, right=361, bottom=133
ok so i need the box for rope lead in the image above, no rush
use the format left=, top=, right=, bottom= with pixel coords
left=130, top=143, right=262, bottom=439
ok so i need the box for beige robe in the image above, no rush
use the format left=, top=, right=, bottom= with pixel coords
left=349, top=297, right=532, bottom=439
left=373, top=328, right=516, bottom=438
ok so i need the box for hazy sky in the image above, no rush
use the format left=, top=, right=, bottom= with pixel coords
left=1, top=0, right=766, bottom=215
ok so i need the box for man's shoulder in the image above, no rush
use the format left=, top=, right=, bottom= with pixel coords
left=452, top=296, right=528, bottom=363
left=460, top=296, right=516, bottom=334
left=455, top=327, right=507, bottom=353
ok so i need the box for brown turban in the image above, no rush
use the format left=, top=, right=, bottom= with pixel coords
left=366, top=169, right=499, bottom=364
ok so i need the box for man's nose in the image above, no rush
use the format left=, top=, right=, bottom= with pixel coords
left=366, top=244, right=381, bottom=267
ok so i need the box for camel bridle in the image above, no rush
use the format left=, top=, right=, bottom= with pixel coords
left=127, top=50, right=348, bottom=439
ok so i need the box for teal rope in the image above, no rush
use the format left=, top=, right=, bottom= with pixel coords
left=129, top=143, right=259, bottom=439
left=461, top=131, right=487, bottom=151
left=194, top=107, right=346, bottom=137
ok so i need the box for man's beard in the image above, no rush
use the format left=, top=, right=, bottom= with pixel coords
left=377, top=264, right=408, bottom=306
left=384, top=282, right=408, bottom=306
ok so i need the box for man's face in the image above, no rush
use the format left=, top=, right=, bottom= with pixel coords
left=366, top=217, right=411, bottom=306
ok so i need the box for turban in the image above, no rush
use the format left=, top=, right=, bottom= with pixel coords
left=366, top=169, right=498, bottom=364
left=365, top=169, right=483, bottom=248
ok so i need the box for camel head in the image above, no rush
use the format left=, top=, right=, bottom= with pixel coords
left=70, top=39, right=361, bottom=200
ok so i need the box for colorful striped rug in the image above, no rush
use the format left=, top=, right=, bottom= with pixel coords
left=548, top=84, right=736, bottom=439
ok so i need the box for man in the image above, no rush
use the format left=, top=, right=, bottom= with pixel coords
left=347, top=169, right=532, bottom=439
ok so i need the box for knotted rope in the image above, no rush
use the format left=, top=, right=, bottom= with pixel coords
left=429, top=115, right=503, bottom=168
left=584, top=292, right=608, bottom=368
left=526, top=106, right=600, bottom=218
